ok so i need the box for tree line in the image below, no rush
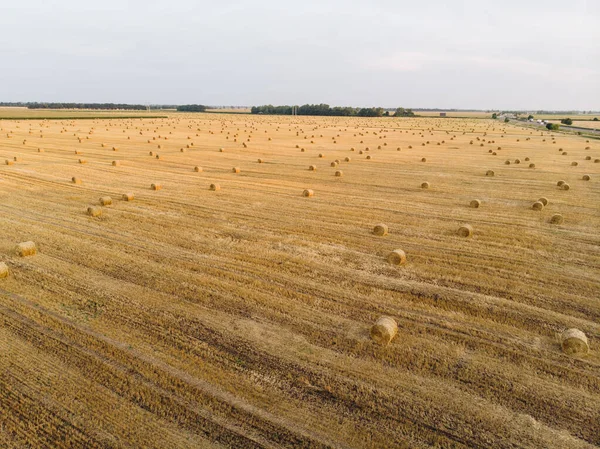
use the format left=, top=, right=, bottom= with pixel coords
left=250, top=104, right=415, bottom=117
left=176, top=104, right=207, bottom=112
left=27, top=103, right=149, bottom=110
left=0, top=102, right=177, bottom=110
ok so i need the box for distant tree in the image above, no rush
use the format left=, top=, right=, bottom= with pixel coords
left=504, top=117, right=510, bottom=123
left=546, top=123, right=560, bottom=130
left=357, top=107, right=384, bottom=117
left=383, top=111, right=390, bottom=117
left=176, top=104, right=207, bottom=112
left=491, top=113, right=497, bottom=119
left=527, top=114, right=534, bottom=120
left=560, top=118, right=573, bottom=125
left=395, top=107, right=415, bottom=117
left=594, top=117, right=599, bottom=121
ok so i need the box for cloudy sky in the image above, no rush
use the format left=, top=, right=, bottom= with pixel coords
left=1, top=0, right=598, bottom=109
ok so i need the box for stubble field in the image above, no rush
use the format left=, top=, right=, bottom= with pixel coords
left=0, top=113, right=599, bottom=448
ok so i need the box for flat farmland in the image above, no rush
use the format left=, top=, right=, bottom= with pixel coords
left=547, top=120, right=600, bottom=130
left=0, top=114, right=599, bottom=448
left=0, top=107, right=168, bottom=119
left=415, top=111, right=491, bottom=118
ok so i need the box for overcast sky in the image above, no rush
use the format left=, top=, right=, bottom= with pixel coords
left=1, top=0, right=598, bottom=109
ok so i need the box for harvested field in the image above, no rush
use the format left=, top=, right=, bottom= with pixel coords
left=0, top=113, right=599, bottom=448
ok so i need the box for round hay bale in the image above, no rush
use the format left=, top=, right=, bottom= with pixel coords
left=492, top=152, right=497, bottom=155
left=457, top=224, right=474, bottom=237
left=335, top=170, right=343, bottom=177
left=550, top=214, right=563, bottom=224
left=99, top=196, right=112, bottom=206
left=318, top=153, right=324, bottom=158
left=532, top=201, right=544, bottom=211
left=194, top=166, right=202, bottom=172
left=514, top=159, right=521, bottom=164
left=538, top=197, right=548, bottom=206
left=0, top=262, right=8, bottom=279
left=562, top=183, right=570, bottom=190
left=303, top=189, right=314, bottom=197
left=595, top=159, right=600, bottom=163
left=350, top=147, right=355, bottom=151
left=180, top=148, right=186, bottom=152
left=309, top=165, right=317, bottom=171
left=366, top=155, right=372, bottom=159
left=421, top=182, right=430, bottom=189
left=525, top=157, right=530, bottom=161
left=421, top=157, right=426, bottom=162
left=151, top=183, right=162, bottom=191
left=529, top=163, right=536, bottom=168
left=15, top=241, right=36, bottom=257
left=585, top=156, right=591, bottom=160
left=155, top=154, right=162, bottom=160
left=330, top=161, right=338, bottom=167
left=209, top=183, right=220, bottom=191
left=122, top=193, right=134, bottom=201
left=87, top=206, right=102, bottom=217
left=232, top=167, right=240, bottom=173
left=301, top=148, right=305, bottom=152
left=112, top=160, right=120, bottom=166
left=78, top=159, right=87, bottom=164
left=149, top=151, right=154, bottom=156
left=373, top=223, right=389, bottom=236
left=486, top=170, right=495, bottom=176
left=38, top=148, right=44, bottom=152
left=557, top=180, right=565, bottom=187
left=505, top=160, right=511, bottom=165
left=387, top=249, right=406, bottom=265
left=113, top=147, right=118, bottom=151
left=258, top=158, right=264, bottom=163
left=219, top=148, right=224, bottom=152
left=345, top=157, right=351, bottom=162
left=571, top=161, right=578, bottom=166
left=370, top=316, right=398, bottom=345
left=560, top=329, right=589, bottom=355
left=582, top=175, right=590, bottom=181
left=470, top=199, right=481, bottom=208
left=72, top=177, right=81, bottom=184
